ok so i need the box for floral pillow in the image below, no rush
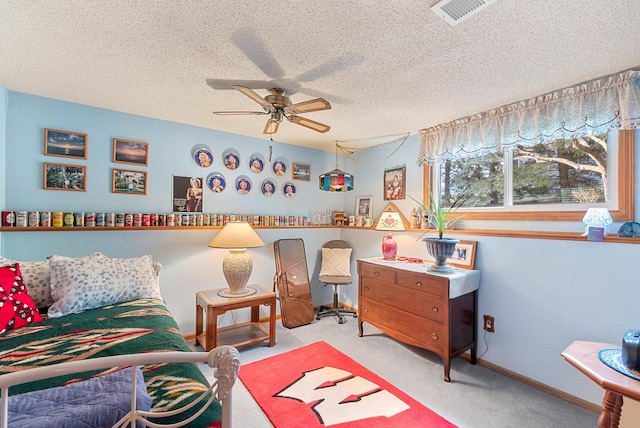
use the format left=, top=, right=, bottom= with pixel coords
left=48, top=253, right=163, bottom=318
left=0, top=264, right=44, bottom=334
left=0, top=256, right=53, bottom=310
left=319, top=248, right=352, bottom=277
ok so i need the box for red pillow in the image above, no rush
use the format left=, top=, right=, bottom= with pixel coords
left=0, top=264, right=43, bottom=334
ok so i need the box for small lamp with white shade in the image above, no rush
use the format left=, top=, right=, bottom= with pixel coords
left=582, top=207, right=613, bottom=238
left=208, top=221, right=265, bottom=297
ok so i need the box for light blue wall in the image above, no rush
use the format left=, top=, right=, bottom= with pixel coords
left=2, top=91, right=640, bottom=408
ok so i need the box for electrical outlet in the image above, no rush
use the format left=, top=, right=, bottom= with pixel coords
left=484, top=315, right=495, bottom=333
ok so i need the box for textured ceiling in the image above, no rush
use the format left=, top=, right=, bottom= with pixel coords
left=1, top=1, right=639, bottom=152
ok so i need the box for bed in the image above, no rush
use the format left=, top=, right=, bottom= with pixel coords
left=0, top=252, right=239, bottom=428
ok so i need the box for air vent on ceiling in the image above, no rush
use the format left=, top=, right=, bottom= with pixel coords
left=431, top=0, right=499, bottom=26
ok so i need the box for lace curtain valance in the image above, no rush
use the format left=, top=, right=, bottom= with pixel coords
left=417, top=68, right=640, bottom=165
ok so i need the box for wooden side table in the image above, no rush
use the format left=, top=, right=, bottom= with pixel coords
left=195, top=284, right=276, bottom=351
left=561, top=340, right=640, bottom=428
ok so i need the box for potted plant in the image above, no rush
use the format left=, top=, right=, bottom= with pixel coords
left=409, top=188, right=469, bottom=272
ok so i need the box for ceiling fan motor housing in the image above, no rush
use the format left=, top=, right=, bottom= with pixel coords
left=265, top=88, right=291, bottom=108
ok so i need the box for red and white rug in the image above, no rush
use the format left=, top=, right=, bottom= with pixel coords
left=238, top=341, right=456, bottom=427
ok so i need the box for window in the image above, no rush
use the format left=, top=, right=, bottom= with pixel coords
left=425, top=130, right=634, bottom=222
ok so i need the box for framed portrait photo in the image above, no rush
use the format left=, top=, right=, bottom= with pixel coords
left=383, top=165, right=406, bottom=200
left=44, top=128, right=88, bottom=159
left=355, top=195, right=373, bottom=218
left=43, top=162, right=86, bottom=191
left=112, top=168, right=147, bottom=195
left=113, top=138, right=149, bottom=166
left=292, top=163, right=310, bottom=181
left=445, top=240, right=477, bottom=269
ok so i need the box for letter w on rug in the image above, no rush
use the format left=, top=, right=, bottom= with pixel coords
left=276, top=366, right=410, bottom=427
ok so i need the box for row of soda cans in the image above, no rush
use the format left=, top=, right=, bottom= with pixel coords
left=1, top=211, right=309, bottom=228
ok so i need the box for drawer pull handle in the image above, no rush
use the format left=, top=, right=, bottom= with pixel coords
left=431, top=333, right=439, bottom=340
left=374, top=271, right=380, bottom=276
left=416, top=281, right=422, bottom=286
left=432, top=306, right=438, bottom=312
left=364, top=286, right=369, bottom=291
left=364, top=308, right=369, bottom=312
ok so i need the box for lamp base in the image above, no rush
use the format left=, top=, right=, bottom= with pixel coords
left=217, top=287, right=257, bottom=298
left=222, top=249, right=253, bottom=294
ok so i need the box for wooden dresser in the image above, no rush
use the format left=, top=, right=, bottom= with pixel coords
left=357, top=258, right=480, bottom=381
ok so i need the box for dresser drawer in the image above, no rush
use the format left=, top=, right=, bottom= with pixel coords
left=361, top=297, right=444, bottom=353
left=396, top=270, right=448, bottom=297
left=361, top=280, right=445, bottom=323
left=358, top=262, right=396, bottom=283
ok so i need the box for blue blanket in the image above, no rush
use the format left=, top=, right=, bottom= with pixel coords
left=6, top=367, right=152, bottom=428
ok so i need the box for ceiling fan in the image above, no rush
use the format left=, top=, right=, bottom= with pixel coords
left=212, top=85, right=331, bottom=134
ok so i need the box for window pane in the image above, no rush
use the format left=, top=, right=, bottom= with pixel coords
left=512, top=135, right=607, bottom=205
left=439, top=153, right=504, bottom=208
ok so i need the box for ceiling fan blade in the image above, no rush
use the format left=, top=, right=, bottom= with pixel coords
left=232, top=29, right=286, bottom=79
left=206, top=79, right=273, bottom=91
left=233, top=85, right=272, bottom=109
left=212, top=111, right=268, bottom=116
left=294, top=52, right=365, bottom=83
left=287, top=98, right=331, bottom=114
left=263, top=119, right=279, bottom=134
left=288, top=115, right=331, bottom=133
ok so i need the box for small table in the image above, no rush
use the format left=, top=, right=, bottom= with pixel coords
left=195, top=284, right=276, bottom=351
left=561, top=340, right=640, bottom=428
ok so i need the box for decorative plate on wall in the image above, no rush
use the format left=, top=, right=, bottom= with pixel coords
left=282, top=182, right=296, bottom=198
left=192, top=144, right=213, bottom=168
left=206, top=172, right=226, bottom=193
left=222, top=149, right=240, bottom=171
left=249, top=153, right=265, bottom=174
left=261, top=179, right=276, bottom=197
left=235, top=175, right=252, bottom=195
left=272, top=158, right=288, bottom=177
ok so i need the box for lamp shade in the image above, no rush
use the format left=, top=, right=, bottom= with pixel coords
left=375, top=211, right=406, bottom=231
left=318, top=168, right=354, bottom=192
left=582, top=208, right=613, bottom=227
left=208, top=221, right=265, bottom=249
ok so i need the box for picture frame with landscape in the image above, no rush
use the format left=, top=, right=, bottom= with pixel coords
left=112, top=138, right=149, bottom=166
left=292, top=163, right=311, bottom=181
left=44, top=128, right=88, bottom=159
left=43, top=162, right=86, bottom=191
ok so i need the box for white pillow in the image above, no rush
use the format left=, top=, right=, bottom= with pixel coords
left=48, top=253, right=163, bottom=317
left=319, top=248, right=352, bottom=277
left=0, top=256, right=53, bottom=309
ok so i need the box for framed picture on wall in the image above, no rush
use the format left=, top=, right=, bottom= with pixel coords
left=383, top=165, right=406, bottom=200
left=44, top=128, right=88, bottom=159
left=112, top=138, right=149, bottom=166
left=292, top=163, right=310, bottom=181
left=43, top=162, right=86, bottom=191
left=112, top=168, right=147, bottom=195
left=355, top=195, right=373, bottom=218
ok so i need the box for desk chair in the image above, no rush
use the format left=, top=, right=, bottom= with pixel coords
left=316, top=240, right=357, bottom=324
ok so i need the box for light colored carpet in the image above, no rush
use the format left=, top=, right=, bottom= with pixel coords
left=193, top=317, right=597, bottom=428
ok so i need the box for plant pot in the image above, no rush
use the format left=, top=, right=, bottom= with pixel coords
left=423, top=237, right=459, bottom=273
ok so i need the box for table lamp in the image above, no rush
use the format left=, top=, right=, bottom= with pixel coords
left=582, top=208, right=613, bottom=237
left=208, top=221, right=265, bottom=296
left=375, top=203, right=409, bottom=260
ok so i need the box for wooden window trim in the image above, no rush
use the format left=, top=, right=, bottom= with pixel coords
left=423, top=130, right=634, bottom=223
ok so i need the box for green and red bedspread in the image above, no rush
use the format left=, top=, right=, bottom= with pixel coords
left=0, top=298, right=221, bottom=427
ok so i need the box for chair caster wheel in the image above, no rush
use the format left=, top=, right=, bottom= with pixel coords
left=338, top=319, right=344, bottom=324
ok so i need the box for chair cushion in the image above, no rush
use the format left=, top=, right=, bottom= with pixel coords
left=319, top=274, right=352, bottom=285
left=319, top=247, right=352, bottom=277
